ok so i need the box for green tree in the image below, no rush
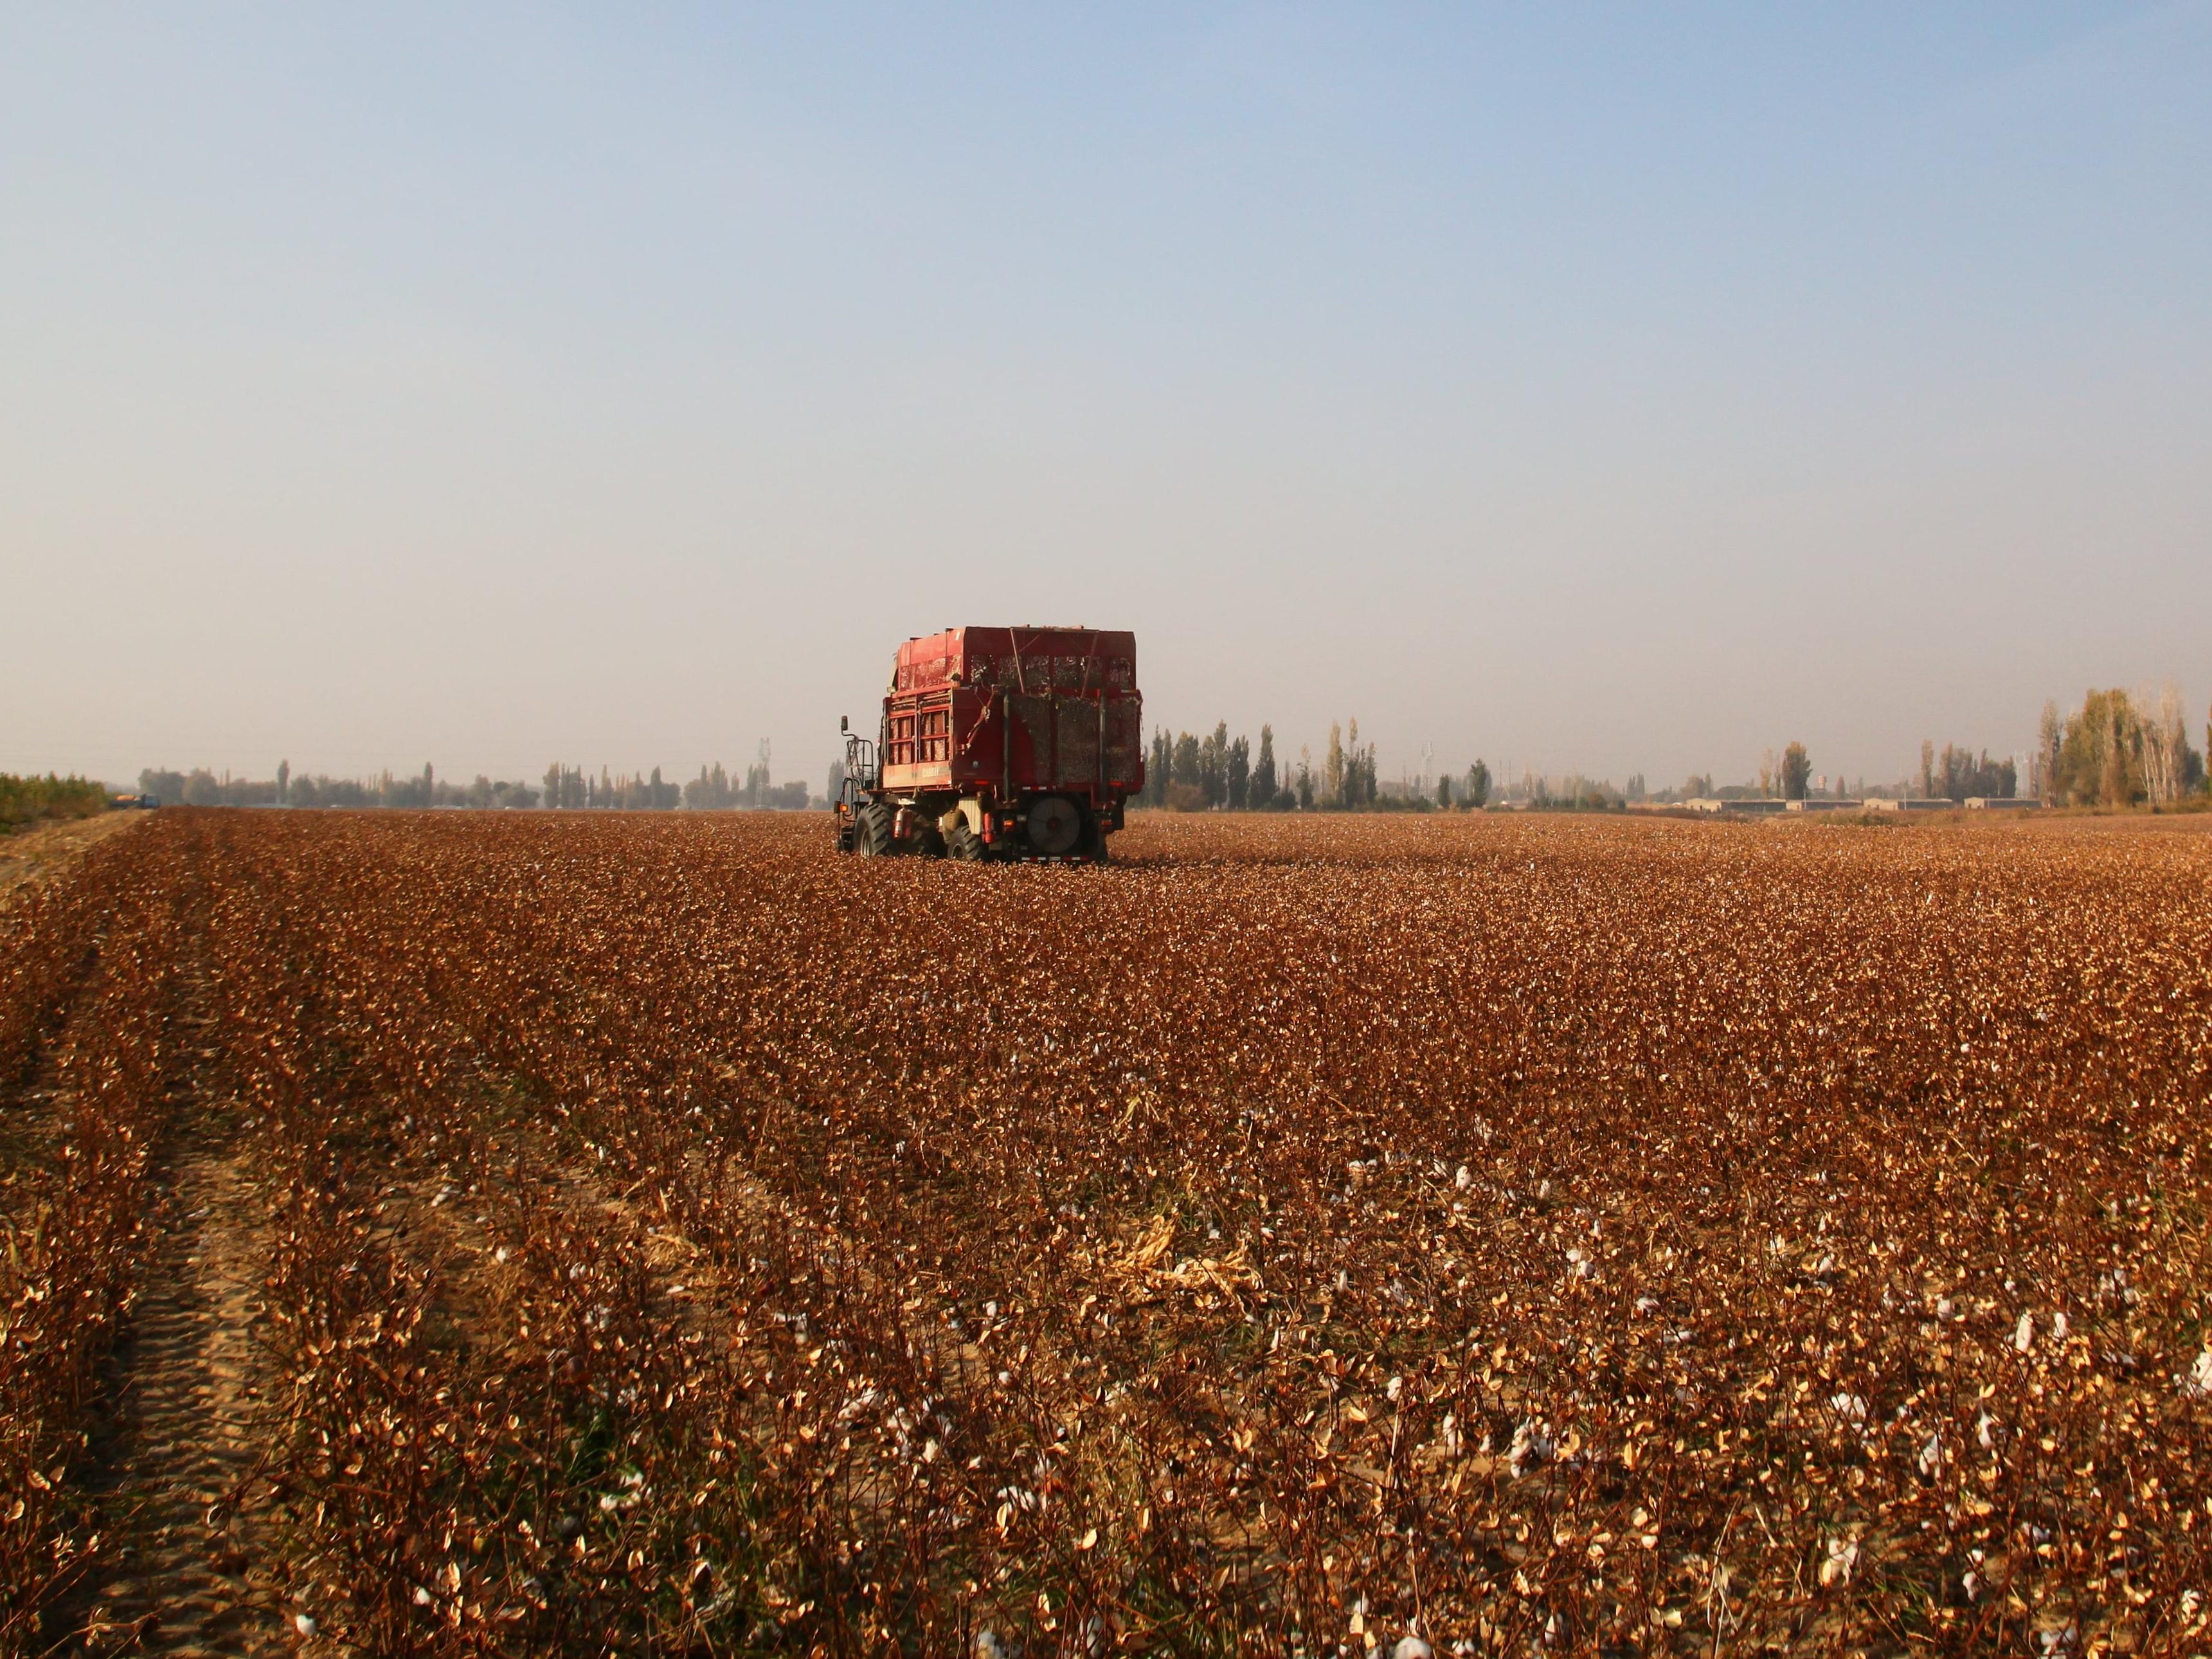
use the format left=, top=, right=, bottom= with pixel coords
left=1199, top=721, right=1228, bottom=806
left=1464, top=759, right=1491, bottom=808
left=1930, top=745, right=2016, bottom=802
left=1226, top=734, right=1250, bottom=810
left=1781, top=742, right=1811, bottom=801
left=1252, top=725, right=1277, bottom=806
left=2055, top=690, right=2143, bottom=806
left=1324, top=723, right=1345, bottom=806
left=1171, top=731, right=1201, bottom=792
left=1346, top=719, right=1375, bottom=806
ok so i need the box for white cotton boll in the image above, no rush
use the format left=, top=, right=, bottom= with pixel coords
left=2014, top=1313, right=2035, bottom=1354
left=1830, top=1393, right=1868, bottom=1424
left=1977, top=1411, right=1997, bottom=1449
left=1507, top=1420, right=1551, bottom=1476
left=1455, top=1165, right=1472, bottom=1190
left=1817, top=1535, right=1859, bottom=1586
left=973, top=1631, right=1007, bottom=1659
left=2185, top=1349, right=2212, bottom=1399
left=1917, top=1432, right=1944, bottom=1475
left=1935, top=1297, right=1956, bottom=1321
left=2051, top=1310, right=2068, bottom=1341
left=294, top=1613, right=318, bottom=1638
left=1394, top=1639, right=1435, bottom=1659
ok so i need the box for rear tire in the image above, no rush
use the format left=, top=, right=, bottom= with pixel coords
left=946, top=816, right=985, bottom=862
left=858, top=799, right=897, bottom=857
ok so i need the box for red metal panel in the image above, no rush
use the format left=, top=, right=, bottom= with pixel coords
left=881, top=626, right=1145, bottom=799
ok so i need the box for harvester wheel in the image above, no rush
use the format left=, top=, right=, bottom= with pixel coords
left=946, top=817, right=985, bottom=862
left=857, top=799, right=897, bottom=858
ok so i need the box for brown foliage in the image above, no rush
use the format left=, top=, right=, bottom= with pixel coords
left=3, top=810, right=2210, bottom=1654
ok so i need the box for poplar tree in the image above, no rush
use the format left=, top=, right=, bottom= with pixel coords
left=1253, top=725, right=1277, bottom=806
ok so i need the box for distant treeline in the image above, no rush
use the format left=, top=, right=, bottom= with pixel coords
left=135, top=761, right=822, bottom=811
left=540, top=762, right=810, bottom=811
left=1, top=772, right=109, bottom=833
left=1140, top=684, right=2207, bottom=819
left=1140, top=720, right=1494, bottom=812
left=139, top=765, right=539, bottom=810
left=2033, top=686, right=2206, bottom=807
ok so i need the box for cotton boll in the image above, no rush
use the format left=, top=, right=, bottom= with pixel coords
left=2185, top=1349, right=2212, bottom=1399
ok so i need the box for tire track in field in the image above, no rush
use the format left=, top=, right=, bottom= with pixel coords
left=64, top=955, right=292, bottom=1656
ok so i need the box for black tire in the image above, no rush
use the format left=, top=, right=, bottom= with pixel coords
left=946, top=815, right=985, bottom=862
left=913, top=824, right=948, bottom=858
left=857, top=798, right=897, bottom=858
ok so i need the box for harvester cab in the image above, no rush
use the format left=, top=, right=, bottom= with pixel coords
left=834, top=626, right=1143, bottom=864
left=833, top=715, right=880, bottom=855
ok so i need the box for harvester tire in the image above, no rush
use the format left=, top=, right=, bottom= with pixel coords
left=946, top=817, right=985, bottom=862
left=857, top=799, right=897, bottom=858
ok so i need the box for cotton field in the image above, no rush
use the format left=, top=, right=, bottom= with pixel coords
left=2, top=809, right=2208, bottom=1656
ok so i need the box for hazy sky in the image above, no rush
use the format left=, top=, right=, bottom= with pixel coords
left=6, top=5, right=2209, bottom=792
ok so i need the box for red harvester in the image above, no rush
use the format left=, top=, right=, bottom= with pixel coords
left=836, top=626, right=1144, bottom=862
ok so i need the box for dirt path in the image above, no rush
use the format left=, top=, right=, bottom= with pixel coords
left=64, top=1006, right=293, bottom=1654
left=0, top=811, right=147, bottom=911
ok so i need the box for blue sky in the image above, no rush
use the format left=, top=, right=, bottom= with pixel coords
left=6, top=5, right=2208, bottom=790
